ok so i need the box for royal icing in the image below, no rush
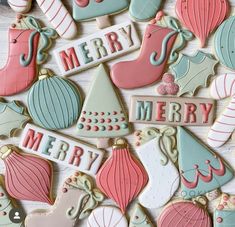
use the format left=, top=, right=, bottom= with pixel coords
left=28, top=69, right=82, bottom=130
left=178, top=127, right=233, bottom=199
left=157, top=73, right=179, bottom=96
left=129, top=96, right=215, bottom=126
left=0, top=100, right=30, bottom=138
left=25, top=172, right=104, bottom=227
left=171, top=51, right=218, bottom=96
left=54, top=21, right=140, bottom=76
left=176, top=0, right=229, bottom=47
left=129, top=0, right=163, bottom=22
left=135, top=127, right=179, bottom=209
left=129, top=204, right=153, bottom=227
left=0, top=175, right=24, bottom=227
left=73, top=0, right=129, bottom=28
left=7, top=0, right=31, bottom=12
left=157, top=200, right=212, bottom=227
left=87, top=206, right=128, bottom=227
left=76, top=64, right=131, bottom=148
left=207, top=74, right=235, bottom=148
left=19, top=124, right=104, bottom=175
left=214, top=209, right=235, bottom=227
left=0, top=15, right=56, bottom=96
left=96, top=139, right=148, bottom=213
left=0, top=145, right=54, bottom=204
left=111, top=15, right=193, bottom=89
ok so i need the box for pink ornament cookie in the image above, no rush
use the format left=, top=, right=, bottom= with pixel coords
left=25, top=172, right=104, bottom=227
left=0, top=145, right=54, bottom=204
left=157, top=200, right=212, bottom=227
left=176, top=0, right=229, bottom=47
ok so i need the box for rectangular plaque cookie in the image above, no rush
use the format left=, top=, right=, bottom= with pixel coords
left=129, top=96, right=215, bottom=126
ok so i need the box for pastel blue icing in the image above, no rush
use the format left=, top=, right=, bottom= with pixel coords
left=214, top=209, right=235, bottom=227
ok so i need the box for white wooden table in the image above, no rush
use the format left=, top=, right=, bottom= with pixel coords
left=1, top=0, right=235, bottom=226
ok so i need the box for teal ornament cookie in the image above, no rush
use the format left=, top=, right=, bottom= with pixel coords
left=76, top=64, right=130, bottom=147
left=0, top=175, right=24, bottom=227
left=28, top=69, right=82, bottom=130
left=129, top=0, right=163, bottom=22
left=177, top=127, right=233, bottom=200
left=214, top=16, right=235, bottom=71
left=129, top=204, right=154, bottom=227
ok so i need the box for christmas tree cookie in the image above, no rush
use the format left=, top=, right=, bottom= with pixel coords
left=177, top=127, right=233, bottom=199
left=0, top=175, right=24, bottom=227
left=77, top=64, right=131, bottom=148
left=129, top=204, right=153, bottom=227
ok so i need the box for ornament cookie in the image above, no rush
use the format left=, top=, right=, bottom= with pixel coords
left=0, top=100, right=30, bottom=138
left=171, top=51, right=218, bottom=96
left=0, top=175, right=25, bottom=227
left=8, top=0, right=77, bottom=39
left=73, top=0, right=129, bottom=29
left=0, top=145, right=54, bottom=204
left=28, top=69, right=82, bottom=130
left=25, top=172, right=104, bottom=227
left=129, top=204, right=154, bottom=227
left=207, top=74, right=235, bottom=148
left=87, top=206, right=128, bottom=227
left=157, top=200, right=212, bottom=227
left=130, top=96, right=215, bottom=126
left=77, top=64, right=131, bottom=148
left=129, top=0, right=163, bottom=22
left=96, top=139, right=148, bottom=213
left=111, top=13, right=193, bottom=89
left=54, top=22, right=140, bottom=76
left=19, top=124, right=104, bottom=175
left=135, top=127, right=179, bottom=209
left=0, top=15, right=56, bottom=96
left=178, top=127, right=233, bottom=199
left=176, top=0, right=229, bottom=47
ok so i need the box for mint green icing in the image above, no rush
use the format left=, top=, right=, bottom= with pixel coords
left=177, top=127, right=233, bottom=200
left=214, top=209, right=235, bottom=227
left=28, top=69, right=82, bottom=130
left=78, top=42, right=94, bottom=64
left=76, top=64, right=130, bottom=138
left=0, top=101, right=24, bottom=114
left=129, top=0, right=162, bottom=22
left=214, top=16, right=235, bottom=70
left=73, top=0, right=129, bottom=21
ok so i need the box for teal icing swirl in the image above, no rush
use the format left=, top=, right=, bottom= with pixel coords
left=66, top=175, right=104, bottom=220
left=150, top=17, right=193, bottom=66
left=20, top=16, right=57, bottom=66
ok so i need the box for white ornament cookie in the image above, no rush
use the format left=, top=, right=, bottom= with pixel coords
left=135, top=127, right=179, bottom=209
left=87, top=206, right=128, bottom=227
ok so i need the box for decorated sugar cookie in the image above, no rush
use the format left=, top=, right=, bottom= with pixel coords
left=73, top=0, right=129, bottom=29
left=157, top=200, right=212, bottom=227
left=176, top=0, right=229, bottom=47
left=87, top=206, right=128, bottom=227
left=28, top=69, right=82, bottom=130
left=207, top=74, right=235, bottom=148
left=25, top=172, right=104, bottom=227
left=96, top=139, right=148, bottom=213
left=8, top=0, right=77, bottom=39
left=19, top=123, right=104, bottom=175
left=171, top=51, right=218, bottom=96
left=77, top=64, right=131, bottom=148
left=111, top=12, right=193, bottom=89
left=135, top=127, right=179, bottom=209
left=178, top=127, right=233, bottom=199
left=129, top=0, right=163, bottom=22
left=129, top=204, right=154, bottom=227
left=0, top=15, right=57, bottom=96
left=0, top=100, right=30, bottom=138
left=0, top=145, right=54, bottom=204
left=0, top=175, right=24, bottom=227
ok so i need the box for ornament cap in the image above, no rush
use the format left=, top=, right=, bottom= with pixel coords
left=112, top=138, right=128, bottom=149
left=38, top=68, right=54, bottom=80
left=0, top=145, right=12, bottom=159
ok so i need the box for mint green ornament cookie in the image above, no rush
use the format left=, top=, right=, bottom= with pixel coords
left=28, top=69, right=82, bottom=130
left=129, top=0, right=163, bottom=22
left=177, top=127, right=233, bottom=200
